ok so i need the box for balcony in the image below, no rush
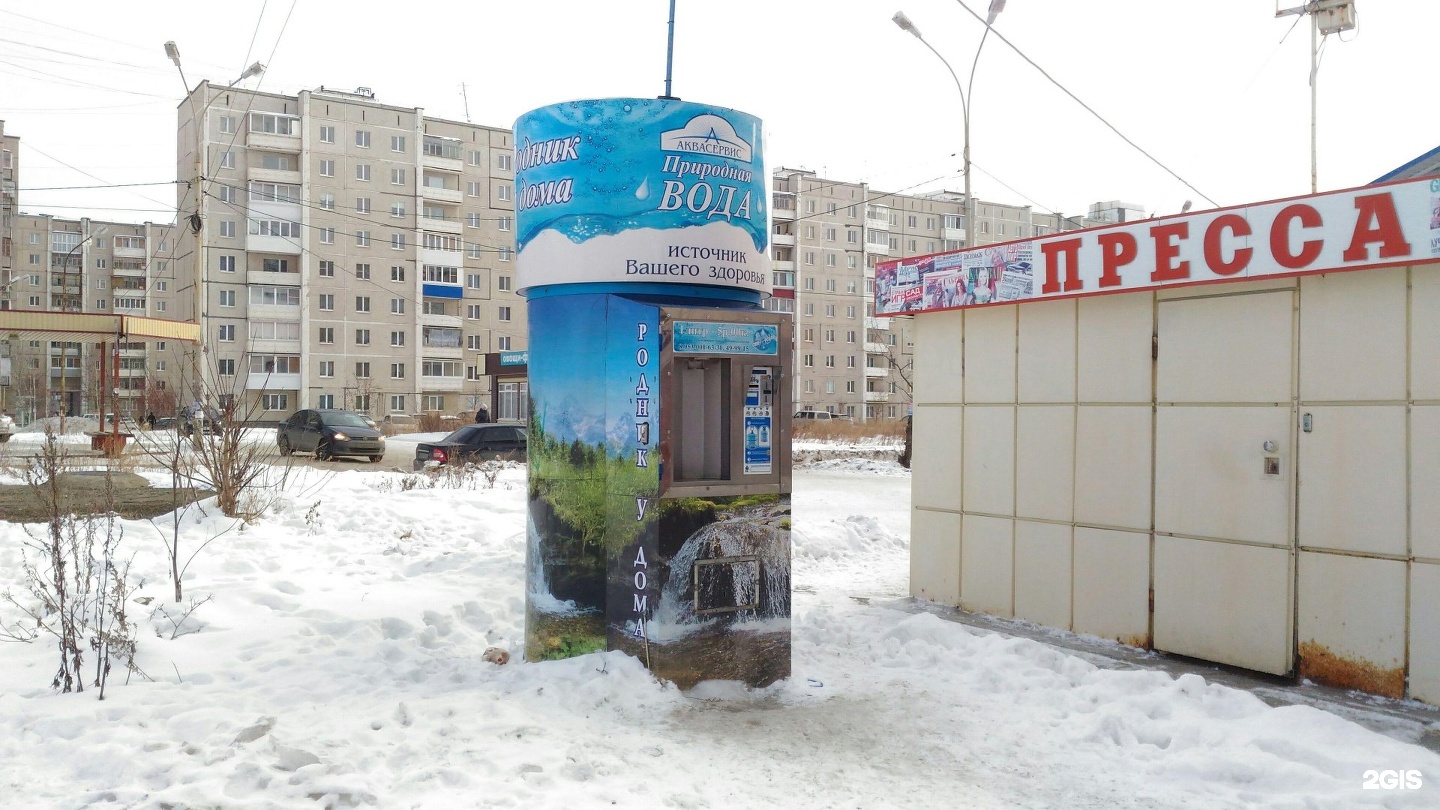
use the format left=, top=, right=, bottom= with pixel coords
left=772, top=232, right=795, bottom=247
left=863, top=391, right=891, bottom=403
left=420, top=213, right=463, bottom=235
left=420, top=375, right=464, bottom=393
left=245, top=372, right=301, bottom=391
left=247, top=269, right=302, bottom=287
left=419, top=311, right=462, bottom=329
left=864, top=366, right=889, bottom=378
left=864, top=342, right=889, bottom=354
left=112, top=262, right=146, bottom=277
left=863, top=317, right=889, bottom=331
left=772, top=259, right=795, bottom=274
left=773, top=206, right=796, bottom=221
left=866, top=241, right=890, bottom=257
left=942, top=226, right=967, bottom=243
left=112, top=244, right=146, bottom=260
left=420, top=180, right=462, bottom=205
left=249, top=166, right=301, bottom=186
left=422, top=136, right=464, bottom=173
left=865, top=210, right=891, bottom=231
left=250, top=338, right=302, bottom=355
left=247, top=130, right=301, bottom=153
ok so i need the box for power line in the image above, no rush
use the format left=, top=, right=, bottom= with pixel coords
left=20, top=180, right=182, bottom=192
left=0, top=58, right=173, bottom=99
left=951, top=0, right=1218, bottom=207
left=21, top=143, right=177, bottom=211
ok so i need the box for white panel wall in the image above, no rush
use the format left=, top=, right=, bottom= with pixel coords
left=907, top=261, right=1440, bottom=702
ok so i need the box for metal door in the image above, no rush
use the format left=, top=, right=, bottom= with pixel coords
left=1152, top=289, right=1297, bottom=675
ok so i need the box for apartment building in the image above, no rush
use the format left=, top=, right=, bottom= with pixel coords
left=2, top=212, right=182, bottom=420
left=768, top=167, right=1105, bottom=421
left=174, top=83, right=522, bottom=422
left=1, top=120, right=18, bottom=308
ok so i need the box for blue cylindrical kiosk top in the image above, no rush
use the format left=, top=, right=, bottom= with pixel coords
left=514, top=98, right=769, bottom=303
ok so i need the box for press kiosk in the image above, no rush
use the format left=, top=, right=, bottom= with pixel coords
left=517, top=98, right=791, bottom=687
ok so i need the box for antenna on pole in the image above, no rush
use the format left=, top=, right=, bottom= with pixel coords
left=460, top=83, right=472, bottom=123
left=660, top=0, right=678, bottom=99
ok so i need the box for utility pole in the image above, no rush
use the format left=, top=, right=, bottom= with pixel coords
left=1275, top=1, right=1357, bottom=194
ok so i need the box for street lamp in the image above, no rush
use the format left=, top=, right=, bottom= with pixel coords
left=893, top=1, right=1006, bottom=248
left=164, top=44, right=266, bottom=407
left=56, top=225, right=107, bottom=434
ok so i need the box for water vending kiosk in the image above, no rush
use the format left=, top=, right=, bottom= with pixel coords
left=517, top=98, right=791, bottom=687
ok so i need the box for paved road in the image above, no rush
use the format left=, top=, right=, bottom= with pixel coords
left=273, top=435, right=422, bottom=472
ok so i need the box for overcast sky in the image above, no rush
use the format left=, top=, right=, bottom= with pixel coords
left=1, top=0, right=1434, bottom=225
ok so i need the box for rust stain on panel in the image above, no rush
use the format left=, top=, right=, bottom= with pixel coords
left=1116, top=633, right=1153, bottom=650
left=1298, top=641, right=1405, bottom=699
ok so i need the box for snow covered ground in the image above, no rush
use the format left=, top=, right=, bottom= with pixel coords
left=1, top=458, right=1438, bottom=808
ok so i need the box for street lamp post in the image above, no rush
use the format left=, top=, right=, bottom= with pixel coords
left=56, top=225, right=107, bottom=434
left=163, top=43, right=264, bottom=409
left=1274, top=1, right=1356, bottom=194
left=893, top=1, right=1006, bottom=248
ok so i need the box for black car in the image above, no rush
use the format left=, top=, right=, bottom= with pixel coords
left=413, top=424, right=526, bottom=470
left=277, top=409, right=386, bottom=462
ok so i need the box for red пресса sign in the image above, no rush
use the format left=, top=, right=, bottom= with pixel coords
left=874, top=177, right=1440, bottom=316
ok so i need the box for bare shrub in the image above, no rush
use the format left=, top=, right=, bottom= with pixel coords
left=792, top=419, right=905, bottom=443
left=416, top=412, right=448, bottom=433
left=0, top=432, right=146, bottom=697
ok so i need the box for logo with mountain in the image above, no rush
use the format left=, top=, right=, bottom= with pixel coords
left=660, top=114, right=753, bottom=163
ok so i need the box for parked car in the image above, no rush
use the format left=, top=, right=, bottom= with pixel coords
left=0, top=412, right=14, bottom=443
left=793, top=410, right=847, bottom=421
left=277, top=408, right=386, bottom=462
left=413, top=424, right=526, bottom=470
left=152, top=416, right=178, bottom=431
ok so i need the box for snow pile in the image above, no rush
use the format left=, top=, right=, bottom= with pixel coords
left=0, top=464, right=1437, bottom=808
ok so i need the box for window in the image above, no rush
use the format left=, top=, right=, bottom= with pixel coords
left=391, top=135, right=405, bottom=152
left=319, top=227, right=335, bottom=244
left=825, top=254, right=836, bottom=267
left=319, top=193, right=335, bottom=210
left=803, top=354, right=814, bottom=367
left=424, top=300, right=447, bottom=316
left=355, top=329, right=370, bottom=346
left=157, top=281, right=168, bottom=292
left=319, top=260, right=335, bottom=277
left=390, top=363, right=405, bottom=379
left=356, top=197, right=372, bottom=214
left=497, top=275, right=512, bottom=292
left=498, top=216, right=512, bottom=231
left=390, top=395, right=406, bottom=413
left=466, top=181, right=481, bottom=197
left=219, top=221, right=236, bottom=238
left=466, top=244, right=483, bottom=259
left=219, top=116, right=236, bottom=134
left=250, top=113, right=298, bottom=135
left=467, top=335, right=483, bottom=350
left=319, top=294, right=334, bottom=311
left=251, top=321, right=301, bottom=340
left=355, top=296, right=371, bottom=313
left=356, top=231, right=371, bottom=247
left=825, top=329, right=835, bottom=342
left=390, top=331, right=405, bottom=347
left=355, top=362, right=371, bottom=379
left=424, top=395, right=445, bottom=411
left=319, top=327, right=334, bottom=344
left=249, top=286, right=301, bottom=306
left=390, top=233, right=406, bottom=250
left=218, top=359, right=236, bottom=376
left=156, top=301, right=167, bottom=312
left=260, top=154, right=294, bottom=171
left=846, top=356, right=857, bottom=368
left=318, top=361, right=335, bottom=378
left=826, top=304, right=836, bottom=317
left=354, top=263, right=371, bottom=280
left=422, top=359, right=462, bottom=377
left=466, top=213, right=481, bottom=228
left=496, top=184, right=511, bottom=201
left=804, top=251, right=814, bottom=266
left=319, top=159, right=335, bottom=177
left=355, top=130, right=371, bottom=148
left=826, top=279, right=837, bottom=292
left=248, top=181, right=300, bottom=203
left=250, top=220, right=301, bottom=238
left=354, top=394, right=371, bottom=412
left=846, top=381, right=856, bottom=393
left=356, top=164, right=371, bottom=181
left=218, top=325, right=236, bottom=342
left=391, top=202, right=406, bottom=218
left=95, top=299, right=107, bottom=310
left=260, top=394, right=288, bottom=411
left=498, top=248, right=512, bottom=262
left=498, top=306, right=511, bottom=322
left=319, top=125, right=335, bottom=143
left=423, top=233, right=462, bottom=252
left=391, top=168, right=406, bottom=185
left=825, top=356, right=836, bottom=368
left=220, top=185, right=237, bottom=204
left=219, top=290, right=236, bottom=307
left=466, top=304, right=481, bottom=319
left=496, top=153, right=512, bottom=171
left=497, top=336, right=512, bottom=351
left=804, top=303, right=814, bottom=316
left=219, top=255, right=236, bottom=273
left=318, top=394, right=335, bottom=409
left=249, top=355, right=300, bottom=374
left=467, top=150, right=482, bottom=166
left=391, top=298, right=405, bottom=314
left=423, top=265, right=459, bottom=284
left=220, top=152, right=235, bottom=169
left=466, top=273, right=481, bottom=289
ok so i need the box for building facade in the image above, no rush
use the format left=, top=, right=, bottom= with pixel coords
left=174, top=83, right=522, bottom=422
left=769, top=167, right=1103, bottom=421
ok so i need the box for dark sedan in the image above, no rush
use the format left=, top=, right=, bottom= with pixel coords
left=413, top=424, right=526, bottom=470
left=277, top=409, right=386, bottom=462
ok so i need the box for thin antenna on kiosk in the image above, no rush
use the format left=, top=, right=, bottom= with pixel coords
left=660, top=0, right=679, bottom=99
